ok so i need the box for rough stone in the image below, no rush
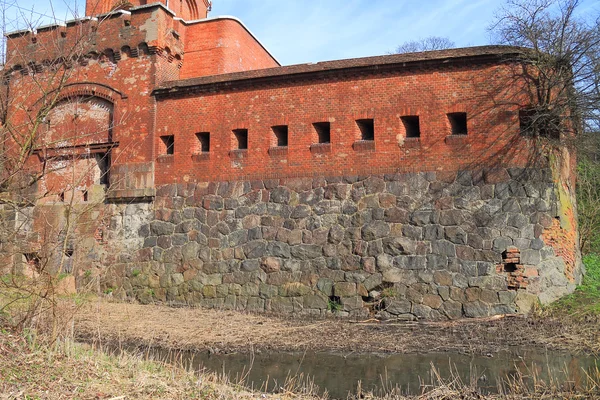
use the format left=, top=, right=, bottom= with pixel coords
left=463, top=301, right=490, bottom=318
left=384, top=299, right=411, bottom=315
left=334, top=282, right=357, bottom=297
left=290, top=245, right=323, bottom=259
left=260, top=257, right=281, bottom=273
left=361, top=221, right=391, bottom=241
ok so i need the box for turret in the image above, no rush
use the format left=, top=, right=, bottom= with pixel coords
left=85, top=0, right=212, bottom=20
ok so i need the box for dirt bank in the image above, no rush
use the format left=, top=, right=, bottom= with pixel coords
left=74, top=300, right=600, bottom=356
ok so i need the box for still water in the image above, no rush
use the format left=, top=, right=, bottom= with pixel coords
left=121, top=346, right=598, bottom=399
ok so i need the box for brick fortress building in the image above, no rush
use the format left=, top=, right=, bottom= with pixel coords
left=0, top=0, right=582, bottom=319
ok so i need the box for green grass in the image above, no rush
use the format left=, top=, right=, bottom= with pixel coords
left=549, top=254, right=600, bottom=318
left=327, top=298, right=342, bottom=312
left=57, top=272, right=70, bottom=281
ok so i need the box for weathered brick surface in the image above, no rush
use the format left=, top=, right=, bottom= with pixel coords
left=153, top=59, right=536, bottom=184
left=179, top=18, right=280, bottom=79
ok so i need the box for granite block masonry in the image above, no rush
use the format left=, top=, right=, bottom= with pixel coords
left=91, top=168, right=579, bottom=320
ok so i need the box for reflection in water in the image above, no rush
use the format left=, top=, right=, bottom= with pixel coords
left=120, top=346, right=599, bottom=399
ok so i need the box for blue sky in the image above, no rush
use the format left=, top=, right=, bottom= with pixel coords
left=3, top=0, right=599, bottom=65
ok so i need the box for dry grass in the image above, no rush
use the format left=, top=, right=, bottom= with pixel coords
left=75, top=299, right=600, bottom=357
left=351, top=364, right=600, bottom=399
left=3, top=290, right=600, bottom=399
left=0, top=329, right=325, bottom=400
left=2, top=329, right=600, bottom=400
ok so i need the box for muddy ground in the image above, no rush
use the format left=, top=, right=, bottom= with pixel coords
left=74, top=300, right=600, bottom=356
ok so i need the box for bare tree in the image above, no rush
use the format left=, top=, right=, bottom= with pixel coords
left=490, top=0, right=600, bottom=137
left=489, top=0, right=600, bottom=252
left=0, top=0, right=119, bottom=339
left=394, top=36, right=456, bottom=54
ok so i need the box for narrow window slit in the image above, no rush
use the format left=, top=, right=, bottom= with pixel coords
left=272, top=125, right=288, bottom=147
left=356, top=119, right=374, bottom=141
left=448, top=112, right=468, bottom=135
left=233, top=129, right=248, bottom=150
left=313, top=122, right=331, bottom=144
left=196, top=132, right=210, bottom=152
left=160, top=135, right=174, bottom=155
left=401, top=116, right=421, bottom=138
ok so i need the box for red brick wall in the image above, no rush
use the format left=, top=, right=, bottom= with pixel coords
left=3, top=10, right=168, bottom=197
left=154, top=62, right=535, bottom=185
left=179, top=18, right=279, bottom=79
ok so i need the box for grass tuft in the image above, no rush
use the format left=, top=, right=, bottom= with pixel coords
left=547, top=254, right=600, bottom=319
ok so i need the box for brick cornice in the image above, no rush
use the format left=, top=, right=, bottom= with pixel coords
left=153, top=46, right=529, bottom=98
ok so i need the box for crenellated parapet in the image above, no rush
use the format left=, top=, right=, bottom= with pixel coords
left=4, top=5, right=185, bottom=79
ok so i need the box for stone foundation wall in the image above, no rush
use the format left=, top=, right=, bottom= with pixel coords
left=97, top=167, right=580, bottom=320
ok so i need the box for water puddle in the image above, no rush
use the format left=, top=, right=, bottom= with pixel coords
left=114, top=345, right=598, bottom=399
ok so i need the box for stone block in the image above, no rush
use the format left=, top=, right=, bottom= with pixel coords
left=281, top=282, right=312, bottom=297
left=317, top=278, right=334, bottom=296
left=424, top=254, right=445, bottom=270
left=259, top=283, right=278, bottom=299
left=341, top=296, right=364, bottom=311
left=304, top=294, right=328, bottom=310
left=515, top=291, right=539, bottom=313
left=241, top=283, right=260, bottom=297
left=445, top=226, right=468, bottom=245
left=383, top=237, right=416, bottom=256
left=361, top=221, right=390, bottom=241
left=260, top=257, right=281, bottom=273
left=290, top=244, right=323, bottom=259
left=271, top=297, right=294, bottom=313
left=243, top=240, right=268, bottom=259
left=363, top=273, right=383, bottom=291
left=405, top=287, right=423, bottom=303
left=397, top=255, right=426, bottom=270
left=433, top=270, right=453, bottom=286
left=449, top=287, right=467, bottom=302
left=463, top=301, right=490, bottom=318
left=452, top=273, right=469, bottom=289
left=440, top=301, right=463, bottom=319
left=438, top=210, right=465, bottom=226
left=412, top=304, right=432, bottom=319
left=521, top=249, right=541, bottom=265
left=480, top=289, right=499, bottom=304
left=384, top=299, right=411, bottom=315
left=202, top=285, right=217, bottom=298
left=384, top=208, right=410, bottom=224
left=402, top=225, right=423, bottom=240
left=492, top=237, right=513, bottom=253
left=422, top=294, right=443, bottom=309
left=216, top=284, right=229, bottom=297
left=438, top=286, right=450, bottom=301
left=266, top=242, right=291, bottom=258
left=431, top=240, right=456, bottom=257
left=410, top=211, right=432, bottom=226
left=491, top=304, right=517, bottom=315
left=334, top=282, right=357, bottom=297
left=468, top=276, right=507, bottom=290
left=171, top=273, right=184, bottom=286
left=423, top=225, right=443, bottom=241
